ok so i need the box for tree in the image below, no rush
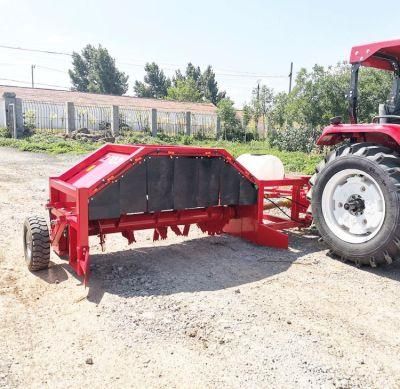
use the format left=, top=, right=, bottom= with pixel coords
left=242, top=104, right=253, bottom=129
left=201, top=65, right=226, bottom=105
left=250, top=84, right=273, bottom=133
left=217, top=98, right=242, bottom=140
left=172, top=63, right=225, bottom=104
left=269, top=62, right=393, bottom=130
left=166, top=79, right=202, bottom=102
left=134, top=62, right=171, bottom=98
left=269, top=92, right=288, bottom=128
left=69, top=44, right=128, bottom=95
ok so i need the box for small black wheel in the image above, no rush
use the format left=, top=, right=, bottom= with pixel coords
left=23, top=216, right=50, bottom=271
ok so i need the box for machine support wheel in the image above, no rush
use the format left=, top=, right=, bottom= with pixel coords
left=309, top=143, right=400, bottom=266
left=23, top=216, right=50, bottom=271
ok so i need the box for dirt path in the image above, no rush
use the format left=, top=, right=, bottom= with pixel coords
left=1, top=147, right=400, bottom=388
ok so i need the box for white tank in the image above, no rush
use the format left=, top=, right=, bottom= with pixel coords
left=236, top=154, right=285, bottom=180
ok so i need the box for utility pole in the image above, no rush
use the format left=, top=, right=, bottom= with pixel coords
left=31, top=64, right=36, bottom=88
left=255, top=79, right=261, bottom=140
left=288, top=62, right=293, bottom=93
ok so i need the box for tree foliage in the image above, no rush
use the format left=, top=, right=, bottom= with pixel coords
left=172, top=63, right=226, bottom=104
left=269, top=62, right=393, bottom=130
left=167, top=79, right=203, bottom=102
left=266, top=62, right=393, bottom=152
left=217, top=98, right=242, bottom=140
left=134, top=61, right=225, bottom=104
left=69, top=44, right=129, bottom=95
left=134, top=62, right=171, bottom=99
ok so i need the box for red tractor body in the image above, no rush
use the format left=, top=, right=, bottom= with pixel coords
left=317, top=39, right=400, bottom=148
left=309, top=39, right=400, bottom=267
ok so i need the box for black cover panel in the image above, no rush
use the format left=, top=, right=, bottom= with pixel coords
left=220, top=163, right=240, bottom=205
left=147, top=157, right=174, bottom=212
left=239, top=178, right=258, bottom=205
left=89, top=156, right=257, bottom=220
left=120, top=161, right=147, bottom=213
left=196, top=158, right=222, bottom=207
left=89, top=180, right=120, bottom=220
left=174, top=157, right=198, bottom=209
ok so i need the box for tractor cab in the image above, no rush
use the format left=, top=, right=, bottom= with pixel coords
left=349, top=39, right=400, bottom=124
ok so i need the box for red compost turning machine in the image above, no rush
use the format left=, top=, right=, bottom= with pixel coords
left=23, top=144, right=311, bottom=283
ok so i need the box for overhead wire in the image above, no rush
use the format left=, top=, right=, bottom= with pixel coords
left=0, top=44, right=288, bottom=79
left=0, top=77, right=70, bottom=89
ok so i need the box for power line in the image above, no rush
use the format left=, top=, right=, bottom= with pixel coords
left=36, top=65, right=68, bottom=73
left=0, top=44, right=71, bottom=56
left=0, top=44, right=288, bottom=79
left=0, top=62, right=69, bottom=73
left=0, top=77, right=70, bottom=90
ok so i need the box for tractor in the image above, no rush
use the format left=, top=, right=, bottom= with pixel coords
left=310, top=39, right=400, bottom=267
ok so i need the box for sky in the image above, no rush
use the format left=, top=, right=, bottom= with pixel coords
left=0, top=0, right=400, bottom=107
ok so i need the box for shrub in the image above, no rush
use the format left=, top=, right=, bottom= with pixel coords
left=268, top=127, right=322, bottom=153
left=0, top=127, right=11, bottom=138
left=23, top=110, right=36, bottom=133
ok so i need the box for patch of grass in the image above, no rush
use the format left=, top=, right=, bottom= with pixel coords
left=0, top=133, right=99, bottom=154
left=0, top=132, right=322, bottom=174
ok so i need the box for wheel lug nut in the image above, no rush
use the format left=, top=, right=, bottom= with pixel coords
left=361, top=186, right=366, bottom=192
left=363, top=219, right=367, bottom=225
left=338, top=202, right=343, bottom=208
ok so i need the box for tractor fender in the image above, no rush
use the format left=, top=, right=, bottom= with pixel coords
left=316, top=123, right=400, bottom=149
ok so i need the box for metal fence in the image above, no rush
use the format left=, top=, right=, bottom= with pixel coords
left=75, top=104, right=112, bottom=134
left=119, top=107, right=151, bottom=135
left=191, top=112, right=218, bottom=138
left=157, top=110, right=186, bottom=136
left=12, top=98, right=220, bottom=138
left=22, top=100, right=66, bottom=134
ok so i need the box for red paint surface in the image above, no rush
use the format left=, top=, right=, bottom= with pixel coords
left=350, top=39, right=400, bottom=70
left=47, top=144, right=311, bottom=283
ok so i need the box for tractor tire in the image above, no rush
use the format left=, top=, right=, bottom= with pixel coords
left=23, top=216, right=50, bottom=271
left=310, top=143, right=400, bottom=267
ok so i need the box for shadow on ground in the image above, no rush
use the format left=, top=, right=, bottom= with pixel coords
left=81, top=231, right=321, bottom=304
left=33, top=261, right=70, bottom=284
left=31, top=229, right=400, bottom=304
left=364, top=260, right=400, bottom=282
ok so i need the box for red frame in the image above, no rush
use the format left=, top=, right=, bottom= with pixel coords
left=47, top=144, right=311, bottom=283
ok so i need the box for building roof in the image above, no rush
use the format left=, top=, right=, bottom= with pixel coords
left=0, top=85, right=217, bottom=114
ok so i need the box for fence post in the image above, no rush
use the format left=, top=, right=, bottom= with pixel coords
left=0, top=96, right=6, bottom=129
left=216, top=116, right=221, bottom=139
left=14, top=98, right=24, bottom=138
left=151, top=108, right=157, bottom=136
left=111, top=105, right=119, bottom=136
left=66, top=102, right=75, bottom=134
left=185, top=111, right=191, bottom=136
left=2, top=92, right=23, bottom=138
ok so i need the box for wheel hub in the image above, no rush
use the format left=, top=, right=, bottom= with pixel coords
left=321, top=169, right=386, bottom=243
left=343, top=194, right=365, bottom=216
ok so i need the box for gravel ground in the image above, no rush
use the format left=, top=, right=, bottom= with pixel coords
left=1, top=147, right=400, bottom=389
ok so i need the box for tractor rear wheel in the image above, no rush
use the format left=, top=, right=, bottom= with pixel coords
left=310, top=143, right=400, bottom=266
left=23, top=216, right=50, bottom=271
